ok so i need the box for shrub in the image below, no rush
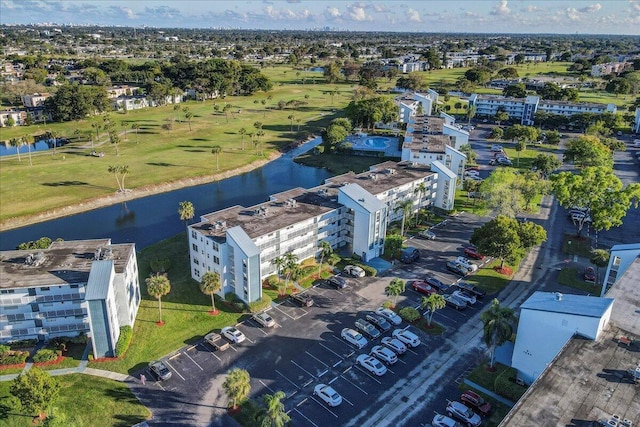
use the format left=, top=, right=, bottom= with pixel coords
left=69, top=333, right=88, bottom=344
left=115, top=326, right=133, bottom=357
left=33, top=349, right=58, bottom=363
left=150, top=258, right=171, bottom=273
left=0, top=344, right=9, bottom=355
left=225, top=292, right=237, bottom=303
left=494, top=366, right=528, bottom=402
left=359, top=264, right=377, bottom=277
left=0, top=350, right=28, bottom=366
left=248, top=295, right=272, bottom=313
left=398, top=307, right=421, bottom=322
left=8, top=339, right=37, bottom=349
left=382, top=300, right=394, bottom=309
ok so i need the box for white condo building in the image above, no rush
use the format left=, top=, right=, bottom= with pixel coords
left=634, top=108, right=640, bottom=134
left=188, top=161, right=438, bottom=303
left=0, top=239, right=141, bottom=358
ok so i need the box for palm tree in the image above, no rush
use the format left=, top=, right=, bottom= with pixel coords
left=178, top=200, right=194, bottom=225
left=22, top=135, right=33, bottom=166
left=108, top=130, right=121, bottom=156
left=222, top=368, right=251, bottom=410
left=121, top=121, right=128, bottom=140
left=146, top=274, right=171, bottom=324
left=394, top=199, right=414, bottom=237
left=283, top=252, right=299, bottom=291
left=480, top=299, right=516, bottom=368
left=272, top=256, right=287, bottom=296
left=119, top=165, right=130, bottom=191
left=385, top=278, right=405, bottom=308
left=185, top=110, right=193, bottom=131
left=91, top=121, right=102, bottom=141
left=256, top=391, right=290, bottom=427
left=287, top=114, right=295, bottom=131
left=317, top=241, right=332, bottom=277
left=413, top=182, right=426, bottom=225
left=239, top=127, right=247, bottom=150
left=295, top=118, right=302, bottom=132
left=9, top=137, right=23, bottom=162
left=515, top=141, right=526, bottom=166
left=211, top=146, right=222, bottom=171
left=421, top=294, right=446, bottom=327
left=199, top=271, right=221, bottom=314
left=131, top=123, right=140, bottom=144
left=257, top=130, right=265, bottom=156
left=261, top=99, right=267, bottom=117
left=108, top=165, right=123, bottom=191
left=223, top=104, right=232, bottom=123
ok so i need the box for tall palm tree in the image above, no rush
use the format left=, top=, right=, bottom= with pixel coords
left=413, top=182, right=427, bottom=225
left=146, top=274, right=171, bottom=324
left=9, top=137, right=23, bottom=162
left=256, top=391, right=290, bottom=427
left=178, top=200, right=194, bottom=225
left=385, top=278, right=405, bottom=308
left=121, top=120, right=128, bottom=140
left=257, top=130, right=265, bottom=156
left=394, top=199, right=414, bottom=237
left=272, top=256, right=287, bottom=295
left=283, top=252, right=299, bottom=291
left=211, top=146, right=222, bottom=171
left=239, top=127, right=247, bottom=150
left=131, top=123, right=140, bottom=144
left=22, top=135, right=33, bottom=166
left=223, top=104, right=232, bottom=123
left=185, top=110, right=193, bottom=131
left=590, top=248, right=610, bottom=287
left=480, top=299, right=516, bottom=368
left=317, top=241, right=332, bottom=277
left=109, top=130, right=121, bottom=156
left=515, top=141, right=526, bottom=166
left=91, top=121, right=102, bottom=140
left=199, top=271, right=221, bottom=314
left=421, top=294, right=446, bottom=327
left=287, top=114, right=295, bottom=131
left=223, top=368, right=251, bottom=410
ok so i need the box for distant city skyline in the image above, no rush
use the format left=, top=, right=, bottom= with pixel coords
left=1, top=0, right=639, bottom=35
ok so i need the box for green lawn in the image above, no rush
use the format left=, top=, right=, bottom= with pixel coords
left=38, top=342, right=85, bottom=371
left=458, top=384, right=513, bottom=427
left=462, top=258, right=517, bottom=296
left=562, top=234, right=592, bottom=257
left=454, top=189, right=489, bottom=216
left=557, top=267, right=601, bottom=295
left=87, top=233, right=244, bottom=374
left=0, top=374, right=150, bottom=427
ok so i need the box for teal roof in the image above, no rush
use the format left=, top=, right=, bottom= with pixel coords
left=521, top=291, right=613, bottom=318
left=85, top=260, right=114, bottom=301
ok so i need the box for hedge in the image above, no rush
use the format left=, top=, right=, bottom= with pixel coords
left=33, top=348, right=58, bottom=363
left=0, top=350, right=28, bottom=366
left=248, top=295, right=272, bottom=313
left=115, top=326, right=133, bottom=357
left=398, top=307, right=421, bottom=323
left=494, top=366, right=528, bottom=402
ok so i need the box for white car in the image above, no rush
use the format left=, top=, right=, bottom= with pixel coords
left=392, top=329, right=421, bottom=348
left=446, top=401, right=482, bottom=427
left=433, top=414, right=463, bottom=427
left=452, top=290, right=477, bottom=305
left=253, top=311, right=276, bottom=328
left=341, top=328, right=368, bottom=349
left=370, top=345, right=398, bottom=365
left=491, top=144, right=504, bottom=152
left=313, top=384, right=343, bottom=407
left=418, top=229, right=436, bottom=240
left=381, top=337, right=407, bottom=355
left=221, top=326, right=246, bottom=343
left=343, top=265, right=365, bottom=277
left=464, top=170, right=480, bottom=178
left=633, top=139, right=640, bottom=147
left=356, top=354, right=387, bottom=376
left=375, top=307, right=402, bottom=325
left=455, top=256, right=478, bottom=272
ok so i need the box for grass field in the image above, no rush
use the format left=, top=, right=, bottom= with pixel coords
left=557, top=267, right=601, bottom=295
left=0, top=374, right=150, bottom=427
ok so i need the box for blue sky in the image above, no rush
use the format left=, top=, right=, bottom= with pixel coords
left=1, top=1, right=639, bottom=35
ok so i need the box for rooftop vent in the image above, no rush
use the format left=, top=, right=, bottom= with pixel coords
left=285, top=198, right=297, bottom=208
left=369, top=173, right=378, bottom=181
left=25, top=252, right=46, bottom=267
left=555, top=292, right=563, bottom=301
left=213, top=220, right=227, bottom=230
left=385, top=168, right=396, bottom=175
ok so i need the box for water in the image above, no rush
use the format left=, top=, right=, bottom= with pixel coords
left=0, top=138, right=331, bottom=251
left=0, top=138, right=63, bottom=157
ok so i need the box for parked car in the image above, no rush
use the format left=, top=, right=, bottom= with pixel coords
left=221, top=326, right=246, bottom=343
left=424, top=276, right=449, bottom=292
left=365, top=312, right=392, bottom=332
left=452, top=289, right=477, bottom=305
left=341, top=328, right=368, bottom=349
left=204, top=332, right=230, bottom=351
left=314, top=384, right=343, bottom=407
left=496, top=157, right=513, bottom=166
left=633, top=139, right=640, bottom=147
left=355, top=318, right=381, bottom=339
left=376, top=307, right=403, bottom=325
left=584, top=266, right=596, bottom=282
left=381, top=336, right=407, bottom=355
left=456, top=281, right=486, bottom=298
left=446, top=261, right=469, bottom=277
left=460, top=390, right=492, bottom=417
left=410, top=279, right=439, bottom=295
left=442, top=293, right=468, bottom=310
left=571, top=212, right=591, bottom=223
left=455, top=256, right=478, bottom=272
left=464, top=170, right=480, bottom=178
left=432, top=414, right=463, bottom=427
left=343, top=265, right=365, bottom=278
left=290, top=293, right=314, bottom=307
left=465, top=166, right=480, bottom=172
left=356, top=354, right=387, bottom=376
left=491, top=144, right=504, bottom=152
left=371, top=345, right=398, bottom=365
left=418, top=229, right=436, bottom=240
left=327, top=275, right=347, bottom=289
left=464, top=245, right=485, bottom=260
left=149, top=360, right=172, bottom=381
left=446, top=401, right=482, bottom=427
left=392, top=329, right=421, bottom=348
left=400, top=247, right=420, bottom=263
left=253, top=311, right=276, bottom=328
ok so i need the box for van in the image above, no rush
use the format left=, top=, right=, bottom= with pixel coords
left=400, top=247, right=420, bottom=263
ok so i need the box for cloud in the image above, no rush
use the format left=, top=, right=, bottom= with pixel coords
left=107, top=5, right=136, bottom=20
left=566, top=7, right=581, bottom=21
left=373, top=4, right=387, bottom=13
left=325, top=6, right=341, bottom=19
left=406, top=8, right=421, bottom=22
left=580, top=3, right=602, bottom=13
left=523, top=5, right=543, bottom=13
left=286, top=0, right=300, bottom=3
left=347, top=4, right=371, bottom=21
left=144, top=6, right=182, bottom=19
left=631, top=0, right=640, bottom=12
left=491, top=0, right=510, bottom=15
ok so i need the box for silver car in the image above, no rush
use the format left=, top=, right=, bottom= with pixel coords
left=382, top=337, right=407, bottom=355
left=253, top=311, right=276, bottom=328
left=371, top=345, right=398, bottom=365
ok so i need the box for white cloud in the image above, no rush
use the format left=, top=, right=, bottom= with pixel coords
left=491, top=0, right=510, bottom=16
left=566, top=7, right=581, bottom=21
left=373, top=4, right=387, bottom=13
left=580, top=3, right=602, bottom=13
left=523, top=5, right=542, bottom=13
left=347, top=4, right=371, bottom=21
left=406, top=8, right=421, bottom=22
left=325, top=6, right=341, bottom=18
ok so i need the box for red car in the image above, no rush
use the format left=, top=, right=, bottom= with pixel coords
left=464, top=246, right=485, bottom=260
left=460, top=390, right=492, bottom=417
left=584, top=266, right=596, bottom=282
left=409, top=280, right=438, bottom=296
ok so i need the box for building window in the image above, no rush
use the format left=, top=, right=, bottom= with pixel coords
left=191, top=230, right=197, bottom=239
left=213, top=256, right=220, bottom=265
left=192, top=243, right=198, bottom=252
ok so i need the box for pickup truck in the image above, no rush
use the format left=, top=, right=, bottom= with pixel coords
left=204, top=332, right=230, bottom=351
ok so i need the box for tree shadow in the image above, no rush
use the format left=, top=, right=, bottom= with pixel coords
left=41, top=181, right=112, bottom=191
left=190, top=138, right=211, bottom=142
left=146, top=162, right=176, bottom=167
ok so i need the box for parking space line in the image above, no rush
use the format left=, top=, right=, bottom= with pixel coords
left=183, top=351, right=204, bottom=371
left=293, top=408, right=319, bottom=427
left=318, top=369, right=328, bottom=378
left=272, top=304, right=295, bottom=320
left=305, top=351, right=329, bottom=367
left=396, top=358, right=407, bottom=365
left=152, top=378, right=166, bottom=391
left=353, top=365, right=382, bottom=384
left=310, top=396, right=339, bottom=418
left=406, top=348, right=419, bottom=356
left=291, top=360, right=315, bottom=378
left=328, top=376, right=339, bottom=385
left=341, top=396, right=354, bottom=406
left=338, top=374, right=369, bottom=395
left=302, top=379, right=314, bottom=388
left=332, top=360, right=343, bottom=368
left=296, top=397, right=308, bottom=407
left=247, top=319, right=270, bottom=335
left=258, top=379, right=276, bottom=393
left=275, top=369, right=300, bottom=389
left=319, top=342, right=343, bottom=359
left=163, top=360, right=186, bottom=381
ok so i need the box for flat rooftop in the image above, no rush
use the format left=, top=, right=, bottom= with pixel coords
left=500, top=325, right=640, bottom=427
left=0, top=239, right=135, bottom=289
left=521, top=291, right=613, bottom=318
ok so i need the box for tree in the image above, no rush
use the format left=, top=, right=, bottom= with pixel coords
left=385, top=278, right=405, bottom=308
left=531, top=153, right=561, bottom=178
left=317, top=241, right=332, bottom=277
left=239, top=127, right=247, bottom=150
left=10, top=367, right=60, bottom=418
left=107, top=165, right=129, bottom=192
left=466, top=105, right=476, bottom=125
left=514, top=141, right=526, bottom=166
left=222, top=103, right=232, bottom=123
left=8, top=137, right=23, bottom=162
left=518, top=171, right=549, bottom=211
left=211, top=146, right=222, bottom=171
left=489, top=127, right=503, bottom=140
left=394, top=199, right=414, bottom=237
left=479, top=168, right=523, bottom=218
left=516, top=219, right=547, bottom=249
left=563, top=136, right=613, bottom=168
left=21, top=135, right=33, bottom=166
left=272, top=256, right=287, bottom=296
left=108, top=130, right=121, bottom=156
left=322, top=123, right=348, bottom=151
left=223, top=368, right=251, bottom=410
left=590, top=249, right=610, bottom=286
left=287, top=114, right=295, bottom=131
left=470, top=215, right=522, bottom=269
left=178, top=200, right=194, bottom=225
left=458, top=144, right=476, bottom=164
left=494, top=110, right=509, bottom=126
left=256, top=391, right=290, bottom=427
left=480, top=299, right=516, bottom=368
left=200, top=271, right=221, bottom=314
left=131, top=123, right=140, bottom=144
left=323, top=61, right=341, bottom=84
left=146, top=274, right=171, bottom=324
left=283, top=252, right=299, bottom=290
left=396, top=73, right=425, bottom=91
left=502, top=83, right=526, bottom=98
left=421, top=293, right=446, bottom=327
left=184, top=110, right=193, bottom=131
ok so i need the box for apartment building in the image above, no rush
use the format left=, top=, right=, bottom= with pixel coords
left=21, top=93, right=50, bottom=108
left=634, top=107, right=640, bottom=134
left=188, top=161, right=437, bottom=303
left=468, top=94, right=616, bottom=125
left=600, top=243, right=640, bottom=296
left=397, top=90, right=440, bottom=122
left=591, top=61, right=630, bottom=77
left=0, top=239, right=141, bottom=358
